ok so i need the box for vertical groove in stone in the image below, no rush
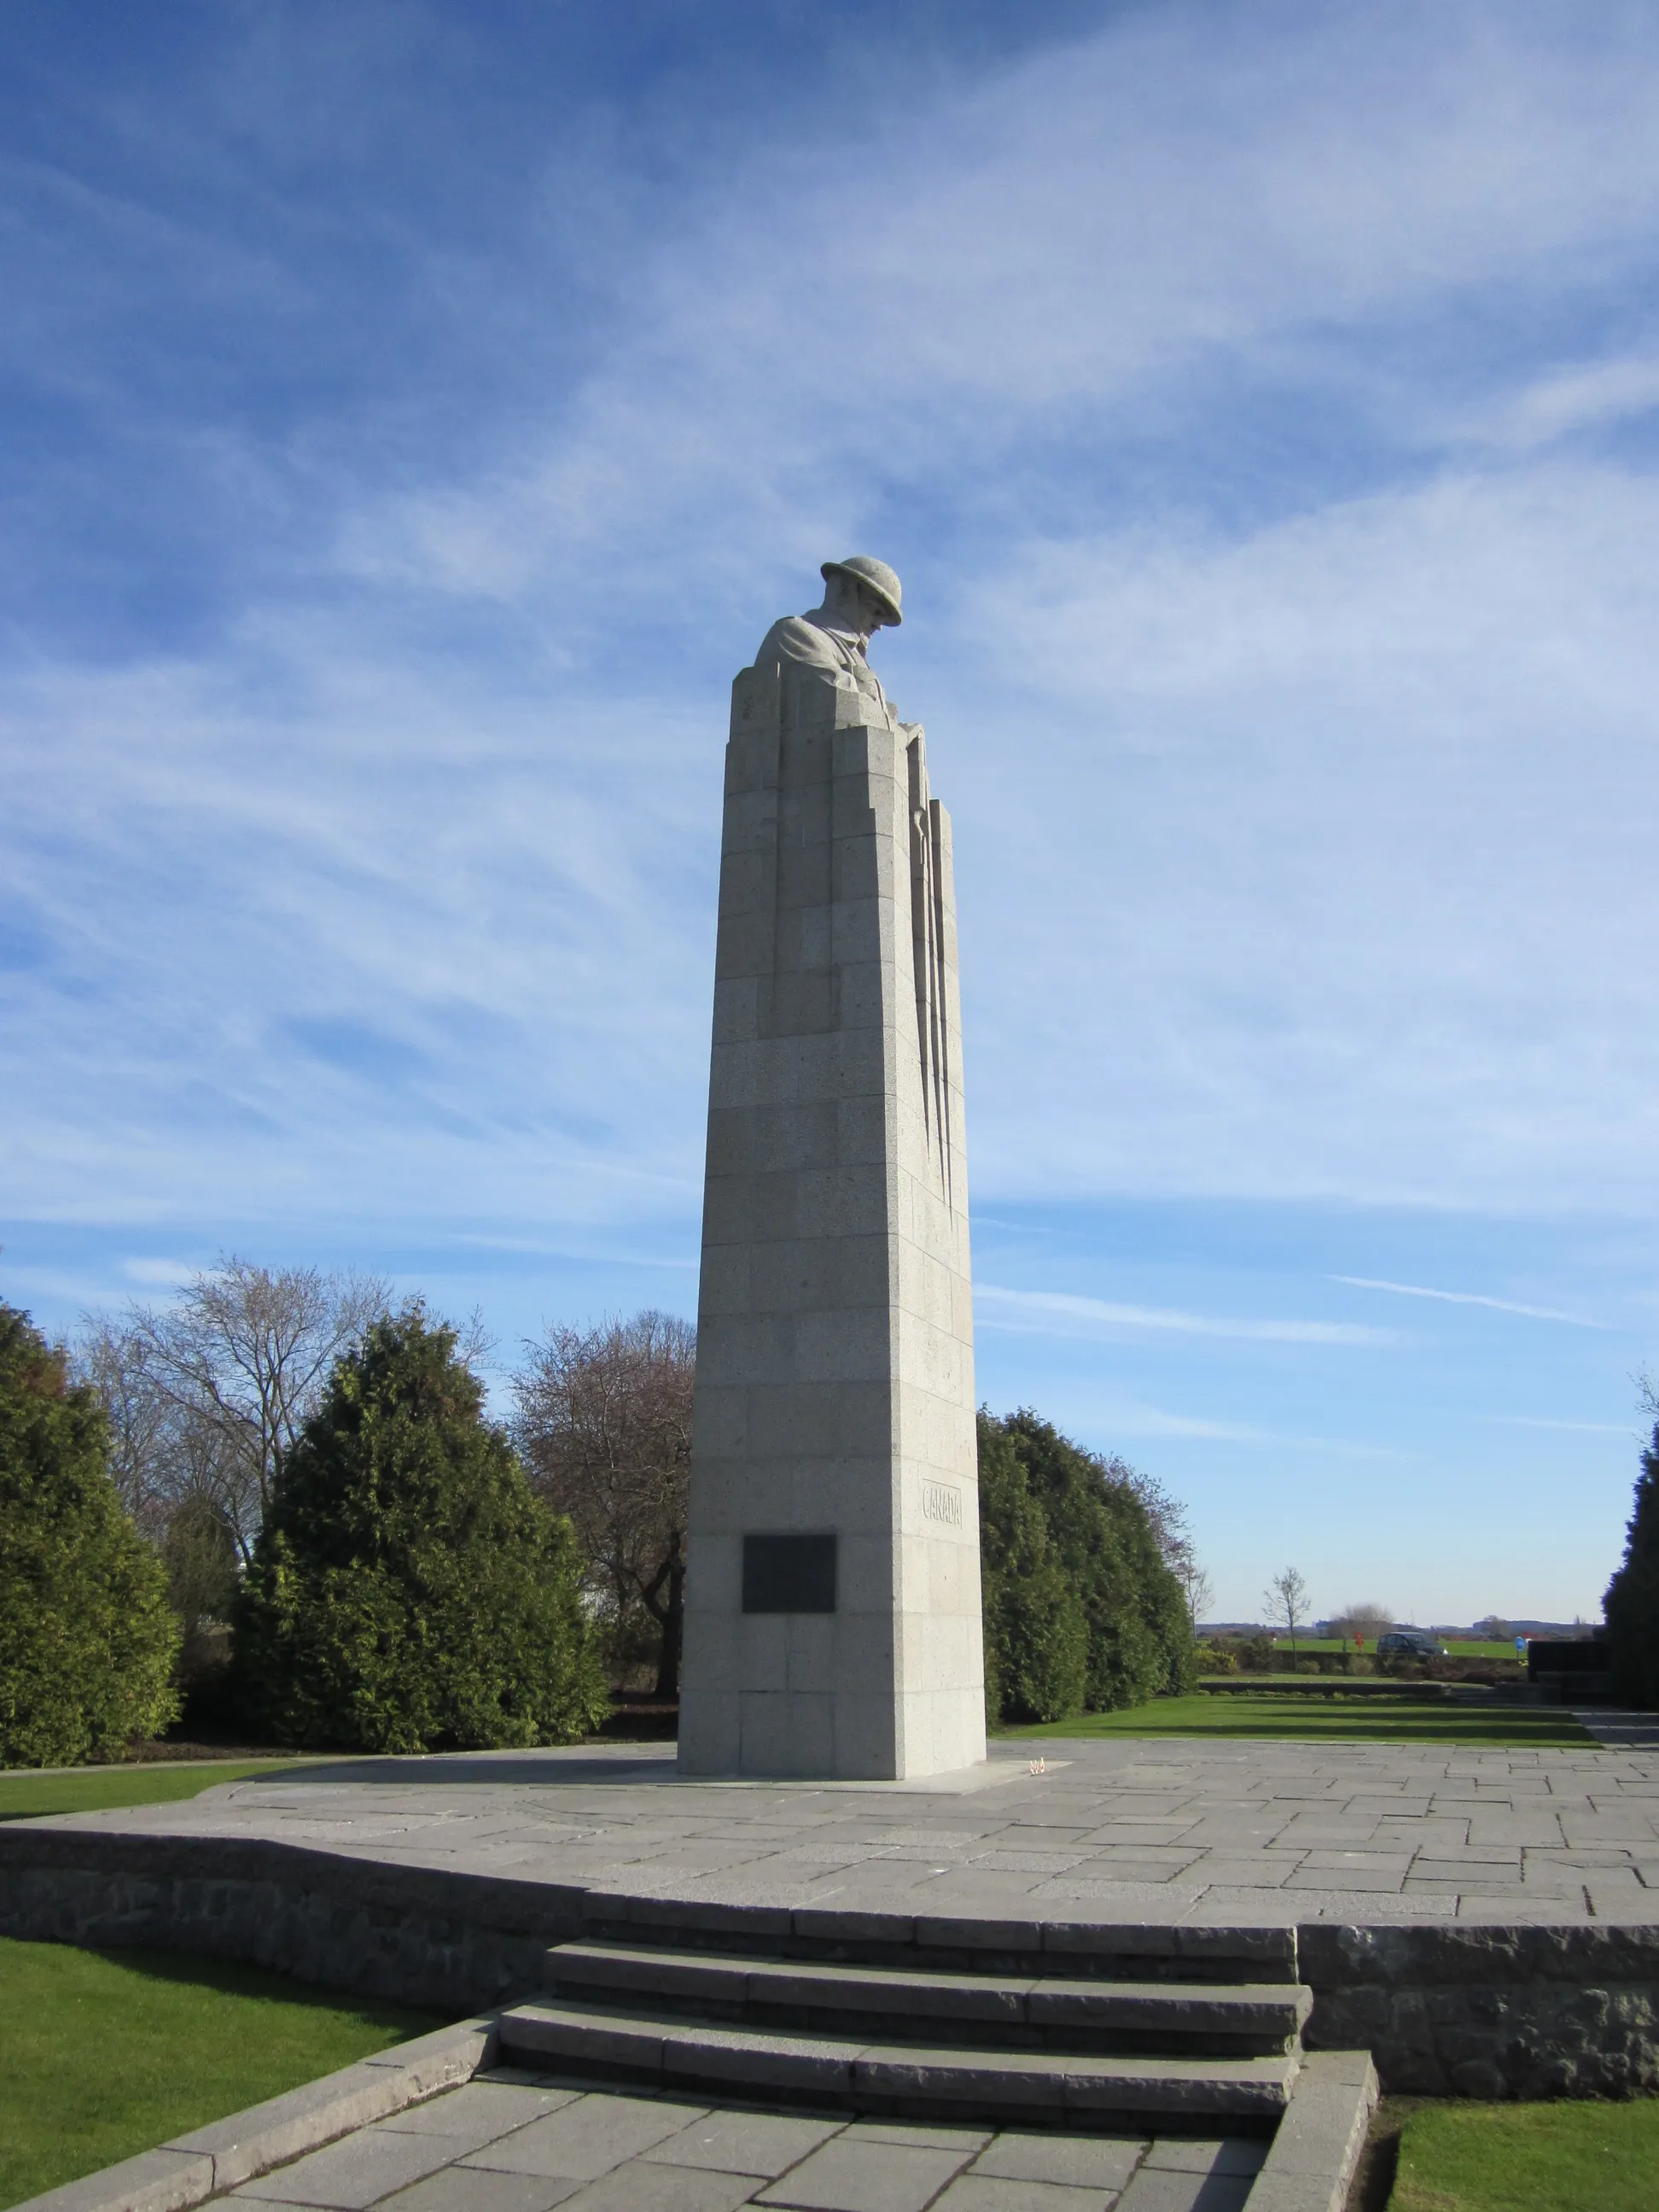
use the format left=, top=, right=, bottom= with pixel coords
left=678, top=661, right=985, bottom=1779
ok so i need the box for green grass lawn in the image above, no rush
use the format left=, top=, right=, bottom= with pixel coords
left=1262, top=1638, right=1522, bottom=1662
left=1008, top=1693, right=1595, bottom=1747
left=0, top=1939, right=439, bottom=2208
left=1199, top=1674, right=1456, bottom=1693
left=0, top=1759, right=306, bottom=1824
left=1389, top=2097, right=1659, bottom=2211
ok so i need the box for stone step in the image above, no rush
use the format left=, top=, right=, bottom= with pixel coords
left=496, top=1998, right=1299, bottom=2125
left=576, top=1895, right=1301, bottom=1983
left=542, top=1940, right=1311, bottom=2056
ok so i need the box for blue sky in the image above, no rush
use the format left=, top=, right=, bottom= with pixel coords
left=5, top=0, right=1659, bottom=1625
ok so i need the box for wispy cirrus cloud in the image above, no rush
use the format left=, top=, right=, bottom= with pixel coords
left=1332, top=1277, right=1608, bottom=1328
left=3, top=2, right=1656, bottom=1621
left=10, top=3, right=1659, bottom=1233
left=120, top=1257, right=196, bottom=1289
left=1023, top=1387, right=1409, bottom=1459
left=1485, top=1415, right=1633, bottom=1435
left=975, top=1284, right=1391, bottom=1348
left=1470, top=353, right=1659, bottom=452
left=323, top=4, right=1659, bottom=625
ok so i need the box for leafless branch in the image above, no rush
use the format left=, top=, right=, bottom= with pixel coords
left=513, top=1309, right=695, bottom=1697
left=77, top=1256, right=387, bottom=1565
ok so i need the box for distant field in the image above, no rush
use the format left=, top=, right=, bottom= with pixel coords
left=1236, top=1638, right=1523, bottom=1662
left=0, top=1761, right=303, bottom=1824
left=1197, top=1674, right=1459, bottom=1694
left=1011, top=1694, right=1594, bottom=1747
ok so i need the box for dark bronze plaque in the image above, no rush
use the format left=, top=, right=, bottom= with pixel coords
left=742, top=1533, right=837, bottom=1615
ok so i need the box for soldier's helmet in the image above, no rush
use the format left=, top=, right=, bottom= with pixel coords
left=821, top=556, right=903, bottom=626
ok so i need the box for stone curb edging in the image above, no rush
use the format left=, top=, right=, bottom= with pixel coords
left=7, top=2017, right=497, bottom=2212
left=10, top=2013, right=1376, bottom=2212
left=1244, top=2051, right=1379, bottom=2211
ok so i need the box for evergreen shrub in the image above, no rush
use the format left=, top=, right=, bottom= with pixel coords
left=235, top=1307, right=608, bottom=1751
left=164, top=1494, right=241, bottom=1691
left=1605, top=1417, right=1659, bottom=1709
left=979, top=1409, right=1196, bottom=1726
left=0, top=1302, right=180, bottom=1766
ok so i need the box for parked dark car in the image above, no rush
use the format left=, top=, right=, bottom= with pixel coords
left=1376, top=1630, right=1449, bottom=1657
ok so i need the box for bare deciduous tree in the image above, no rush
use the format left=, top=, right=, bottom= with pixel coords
left=1264, top=1565, right=1310, bottom=1658
left=79, top=1256, right=387, bottom=1567
left=77, top=1317, right=177, bottom=1543
left=1116, top=1464, right=1191, bottom=1576
left=1328, top=1600, right=1394, bottom=1642
left=1063, top=1450, right=1208, bottom=1639
left=1114, top=1464, right=1212, bottom=1636
left=1179, top=1559, right=1216, bottom=1630
left=513, top=1311, right=695, bottom=1698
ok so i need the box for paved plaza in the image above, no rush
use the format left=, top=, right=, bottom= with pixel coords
left=51, top=1732, right=1659, bottom=1924
left=224, top=2068, right=1265, bottom=2212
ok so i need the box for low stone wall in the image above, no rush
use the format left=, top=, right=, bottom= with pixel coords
left=1301, top=1921, right=1659, bottom=2098
left=3, top=1826, right=1656, bottom=2099
left=0, top=1828, right=585, bottom=2014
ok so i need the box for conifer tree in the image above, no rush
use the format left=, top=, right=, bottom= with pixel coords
left=978, top=1418, right=1088, bottom=1725
left=977, top=1409, right=1196, bottom=1725
left=0, top=1302, right=180, bottom=1766
left=1604, top=1415, right=1659, bottom=1709
left=236, top=1306, right=608, bottom=1751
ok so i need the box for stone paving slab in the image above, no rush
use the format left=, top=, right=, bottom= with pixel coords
left=27, top=1735, right=1659, bottom=1924
left=225, top=2070, right=1266, bottom=2212
left=8, top=1730, right=1657, bottom=2098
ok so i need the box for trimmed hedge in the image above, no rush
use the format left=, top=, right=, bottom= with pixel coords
left=980, top=1408, right=1196, bottom=1726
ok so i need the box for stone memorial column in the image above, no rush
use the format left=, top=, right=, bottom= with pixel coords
left=678, top=558, right=985, bottom=1778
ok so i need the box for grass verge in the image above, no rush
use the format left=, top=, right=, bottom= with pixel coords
left=1007, top=1693, right=1595, bottom=1747
left=0, top=1760, right=306, bottom=1824
left=1388, top=2096, right=1659, bottom=2211
left=0, top=1938, right=439, bottom=2208
left=1257, top=1639, right=1522, bottom=1662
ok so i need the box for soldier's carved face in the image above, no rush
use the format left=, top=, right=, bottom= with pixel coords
left=823, top=573, right=895, bottom=643
left=856, top=582, right=899, bottom=636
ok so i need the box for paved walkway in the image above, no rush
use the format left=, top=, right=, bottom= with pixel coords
left=1577, top=1708, right=1659, bottom=1750
left=229, top=2066, right=1264, bottom=2212
left=50, top=1734, right=1659, bottom=1924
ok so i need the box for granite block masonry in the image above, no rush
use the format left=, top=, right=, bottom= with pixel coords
left=677, top=556, right=986, bottom=1778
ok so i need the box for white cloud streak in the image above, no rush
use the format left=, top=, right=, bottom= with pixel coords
left=1472, top=353, right=1659, bottom=451
left=1332, top=1277, right=1608, bottom=1327
left=120, top=1257, right=197, bottom=1289
left=8, top=1, right=1659, bottom=1247
left=330, top=5, right=1659, bottom=612
left=947, top=458, right=1659, bottom=1212
left=1486, top=1415, right=1633, bottom=1435
left=1, top=643, right=717, bottom=1231
left=975, top=1284, right=1390, bottom=1347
